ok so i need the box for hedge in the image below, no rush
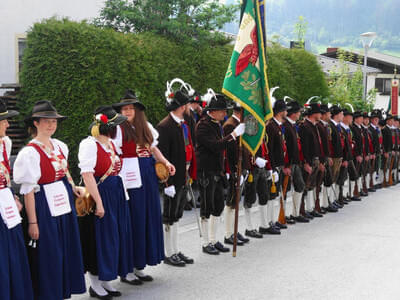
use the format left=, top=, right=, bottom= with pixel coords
left=20, top=18, right=329, bottom=178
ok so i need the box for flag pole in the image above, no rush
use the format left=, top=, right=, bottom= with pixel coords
left=233, top=107, right=244, bottom=257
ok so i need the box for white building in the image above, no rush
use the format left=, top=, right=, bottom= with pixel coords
left=0, top=0, right=104, bottom=93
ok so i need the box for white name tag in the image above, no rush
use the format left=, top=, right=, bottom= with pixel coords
left=0, top=188, right=22, bottom=229
left=120, top=157, right=142, bottom=189
left=43, top=181, right=71, bottom=217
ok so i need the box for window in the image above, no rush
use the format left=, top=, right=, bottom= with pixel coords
left=375, top=78, right=399, bottom=95
left=15, top=34, right=27, bottom=82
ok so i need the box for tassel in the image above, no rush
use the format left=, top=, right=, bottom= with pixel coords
left=248, top=173, right=253, bottom=183
left=91, top=124, right=100, bottom=137
left=271, top=175, right=277, bottom=193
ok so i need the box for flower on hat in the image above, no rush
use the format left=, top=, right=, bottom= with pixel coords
left=95, top=114, right=108, bottom=124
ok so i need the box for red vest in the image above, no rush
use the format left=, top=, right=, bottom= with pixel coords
left=120, top=127, right=138, bottom=158
left=93, top=142, right=121, bottom=177
left=0, top=142, right=10, bottom=189
left=28, top=143, right=66, bottom=184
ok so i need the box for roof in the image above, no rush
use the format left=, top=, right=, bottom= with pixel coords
left=316, top=54, right=381, bottom=76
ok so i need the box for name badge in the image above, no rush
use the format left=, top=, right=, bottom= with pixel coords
left=43, top=181, right=71, bottom=217
left=0, top=188, right=22, bottom=229
left=120, top=157, right=142, bottom=189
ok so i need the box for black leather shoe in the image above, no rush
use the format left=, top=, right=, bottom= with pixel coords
left=135, top=273, right=153, bottom=282
left=375, top=184, right=382, bottom=189
left=120, top=277, right=143, bottom=285
left=368, top=188, right=376, bottom=192
left=184, top=202, right=192, bottom=211
left=177, top=252, right=194, bottom=264
left=245, top=229, right=263, bottom=238
left=202, top=243, right=219, bottom=255
left=286, top=216, right=296, bottom=224
left=303, top=212, right=314, bottom=220
left=327, top=205, right=338, bottom=212
left=164, top=254, right=186, bottom=267
left=103, top=288, right=122, bottom=297
left=293, top=216, right=310, bottom=223
left=351, top=197, right=361, bottom=201
left=237, top=232, right=250, bottom=243
left=214, top=241, right=230, bottom=252
left=89, top=287, right=112, bottom=300
left=360, top=191, right=368, bottom=197
left=310, top=210, right=323, bottom=218
left=333, top=201, right=344, bottom=208
left=224, top=235, right=244, bottom=246
left=259, top=226, right=281, bottom=235
left=275, top=222, right=288, bottom=229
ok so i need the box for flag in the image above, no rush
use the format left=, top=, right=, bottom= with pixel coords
left=222, top=0, right=273, bottom=155
left=390, top=78, right=399, bottom=116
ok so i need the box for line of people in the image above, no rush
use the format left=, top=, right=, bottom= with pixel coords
left=0, top=77, right=399, bottom=299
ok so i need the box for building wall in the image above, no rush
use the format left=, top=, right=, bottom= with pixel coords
left=0, top=0, right=104, bottom=92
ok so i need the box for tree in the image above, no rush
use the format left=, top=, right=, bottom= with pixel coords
left=94, top=0, right=239, bottom=45
left=293, top=16, right=308, bottom=48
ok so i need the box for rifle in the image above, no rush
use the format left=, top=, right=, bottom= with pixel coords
left=369, top=157, right=375, bottom=188
left=383, top=154, right=388, bottom=187
left=278, top=174, right=290, bottom=225
left=362, top=160, right=368, bottom=193
left=187, top=178, right=202, bottom=237
left=353, top=160, right=361, bottom=198
left=388, top=154, right=395, bottom=186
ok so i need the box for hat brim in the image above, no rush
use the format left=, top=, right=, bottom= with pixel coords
left=205, top=104, right=234, bottom=112
left=108, top=114, right=127, bottom=127
left=24, top=112, right=67, bottom=125
left=113, top=100, right=146, bottom=111
left=0, top=110, right=19, bottom=121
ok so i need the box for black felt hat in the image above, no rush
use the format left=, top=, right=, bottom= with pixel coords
left=165, top=90, right=189, bottom=112
left=286, top=100, right=302, bottom=115
left=94, top=105, right=127, bottom=126
left=205, top=94, right=233, bottom=111
left=113, top=89, right=146, bottom=111
left=386, top=113, right=394, bottom=121
left=320, top=104, right=329, bottom=114
left=353, top=111, right=363, bottom=119
left=188, top=91, right=203, bottom=104
left=24, top=100, right=67, bottom=125
left=330, top=105, right=343, bottom=116
left=306, top=103, right=322, bottom=115
left=0, top=98, right=19, bottom=121
left=370, top=109, right=382, bottom=119
left=343, top=109, right=352, bottom=117
left=273, top=99, right=287, bottom=114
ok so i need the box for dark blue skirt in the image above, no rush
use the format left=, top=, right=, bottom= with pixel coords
left=128, top=157, right=164, bottom=269
left=32, top=177, right=86, bottom=299
left=79, top=175, right=134, bottom=281
left=0, top=218, right=33, bottom=300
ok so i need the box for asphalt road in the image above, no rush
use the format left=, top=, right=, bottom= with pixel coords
left=74, top=185, right=400, bottom=300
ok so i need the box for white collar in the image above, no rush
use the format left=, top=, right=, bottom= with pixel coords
left=305, top=118, right=315, bottom=125
left=170, top=112, right=184, bottom=124
left=287, top=117, right=296, bottom=125
left=371, top=123, right=377, bottom=129
left=331, top=119, right=338, bottom=126
left=341, top=122, right=349, bottom=129
left=273, top=117, right=282, bottom=126
left=232, top=114, right=240, bottom=123
left=320, top=119, right=328, bottom=126
left=355, top=123, right=361, bottom=129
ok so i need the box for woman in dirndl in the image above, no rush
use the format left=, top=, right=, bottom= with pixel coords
left=0, top=99, right=33, bottom=300
left=78, top=105, right=133, bottom=299
left=112, top=90, right=175, bottom=284
left=13, top=100, right=86, bottom=300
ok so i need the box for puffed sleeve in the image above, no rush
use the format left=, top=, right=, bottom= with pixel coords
left=148, top=122, right=159, bottom=147
left=112, top=125, right=123, bottom=155
left=4, top=136, right=12, bottom=159
left=78, top=137, right=98, bottom=174
left=13, top=146, right=41, bottom=194
left=53, top=138, right=69, bottom=159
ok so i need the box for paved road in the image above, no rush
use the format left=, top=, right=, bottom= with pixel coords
left=74, top=186, right=400, bottom=300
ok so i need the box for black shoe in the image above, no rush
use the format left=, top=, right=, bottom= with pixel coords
left=120, top=276, right=143, bottom=286
left=224, top=235, right=244, bottom=246
left=310, top=210, right=323, bottom=218
left=368, top=188, right=376, bottom=192
left=245, top=229, right=263, bottom=238
left=351, top=197, right=361, bottom=201
left=135, top=273, right=153, bottom=282
left=333, top=201, right=344, bottom=209
left=360, top=191, right=368, bottom=197
left=303, top=212, right=314, bottom=220
left=259, top=226, right=281, bottom=235
left=319, top=208, right=327, bottom=214
left=214, top=241, right=230, bottom=252
left=327, top=204, right=338, bottom=213
left=293, top=216, right=310, bottom=223
left=177, top=252, right=194, bottom=264
left=275, top=221, right=288, bottom=229
left=375, top=184, right=382, bottom=189
left=164, top=254, right=186, bottom=267
left=286, top=216, right=296, bottom=224
left=202, top=243, right=219, bottom=255
left=89, top=287, right=112, bottom=300
left=184, top=202, right=192, bottom=211
left=103, top=288, right=122, bottom=297
left=237, top=232, right=250, bottom=243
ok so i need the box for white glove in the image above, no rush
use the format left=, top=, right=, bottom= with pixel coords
left=233, top=123, right=245, bottom=137
left=240, top=175, right=244, bottom=185
left=164, top=185, right=176, bottom=198
left=272, top=171, right=279, bottom=183
left=255, top=157, right=267, bottom=168
left=226, top=173, right=230, bottom=180
left=266, top=170, right=273, bottom=180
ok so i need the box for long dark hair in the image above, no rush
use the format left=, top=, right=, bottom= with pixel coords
left=121, top=108, right=153, bottom=147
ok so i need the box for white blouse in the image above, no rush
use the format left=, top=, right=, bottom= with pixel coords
left=0, top=136, right=12, bottom=163
left=78, top=136, right=120, bottom=174
left=13, top=138, right=69, bottom=195
left=113, top=122, right=159, bottom=154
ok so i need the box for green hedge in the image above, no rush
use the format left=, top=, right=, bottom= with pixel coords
left=20, top=18, right=329, bottom=178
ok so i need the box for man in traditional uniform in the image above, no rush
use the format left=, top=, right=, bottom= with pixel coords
left=369, top=109, right=383, bottom=189
left=223, top=102, right=250, bottom=243
left=282, top=100, right=308, bottom=223
left=265, top=99, right=289, bottom=232
left=382, top=114, right=394, bottom=187
left=361, top=112, right=375, bottom=193
left=317, top=104, right=338, bottom=213
left=157, top=88, right=196, bottom=267
left=298, top=103, right=324, bottom=219
left=195, top=92, right=245, bottom=255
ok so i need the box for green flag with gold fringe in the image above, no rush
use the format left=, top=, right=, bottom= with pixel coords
left=222, top=0, right=272, bottom=156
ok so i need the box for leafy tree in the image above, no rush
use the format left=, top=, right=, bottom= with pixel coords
left=94, top=0, right=239, bottom=45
